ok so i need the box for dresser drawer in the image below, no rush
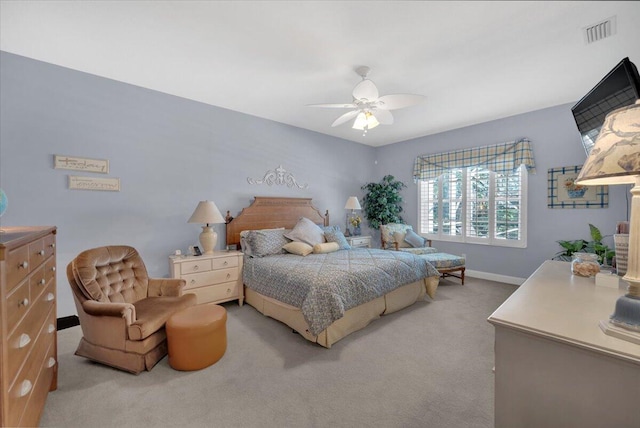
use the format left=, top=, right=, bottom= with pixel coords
left=212, top=256, right=238, bottom=270
left=29, top=264, right=48, bottom=302
left=42, top=233, right=56, bottom=259
left=6, top=300, right=54, bottom=385
left=18, top=340, right=56, bottom=428
left=180, top=259, right=213, bottom=275
left=44, top=257, right=56, bottom=285
left=183, top=267, right=238, bottom=289
left=29, top=238, right=48, bottom=270
left=6, top=245, right=31, bottom=292
left=187, top=282, right=240, bottom=304
left=6, top=279, right=31, bottom=335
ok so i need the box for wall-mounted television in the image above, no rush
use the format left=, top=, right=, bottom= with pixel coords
left=571, top=57, right=640, bottom=155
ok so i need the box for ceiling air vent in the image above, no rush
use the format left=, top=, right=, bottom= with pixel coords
left=583, top=16, right=616, bottom=44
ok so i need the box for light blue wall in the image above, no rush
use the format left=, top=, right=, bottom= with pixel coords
left=0, top=52, right=375, bottom=316
left=1, top=51, right=630, bottom=317
left=374, top=105, right=629, bottom=280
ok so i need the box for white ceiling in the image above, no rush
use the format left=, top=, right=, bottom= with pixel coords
left=2, top=1, right=640, bottom=147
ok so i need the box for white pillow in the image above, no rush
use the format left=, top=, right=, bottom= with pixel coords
left=282, top=241, right=313, bottom=256
left=284, top=217, right=325, bottom=246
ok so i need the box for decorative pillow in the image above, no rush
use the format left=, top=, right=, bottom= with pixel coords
left=243, top=228, right=288, bottom=257
left=323, top=226, right=351, bottom=250
left=284, top=217, right=325, bottom=246
left=404, top=229, right=426, bottom=248
left=239, top=230, right=253, bottom=256
left=313, top=242, right=340, bottom=254
left=392, top=231, right=412, bottom=248
left=282, top=241, right=313, bottom=256
left=380, top=223, right=413, bottom=249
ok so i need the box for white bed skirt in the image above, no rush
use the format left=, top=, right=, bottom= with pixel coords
left=244, top=276, right=439, bottom=348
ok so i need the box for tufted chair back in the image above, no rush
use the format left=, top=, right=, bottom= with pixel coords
left=70, top=245, right=150, bottom=304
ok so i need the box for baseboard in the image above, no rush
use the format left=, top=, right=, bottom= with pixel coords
left=57, top=315, right=80, bottom=330
left=465, top=269, right=525, bottom=285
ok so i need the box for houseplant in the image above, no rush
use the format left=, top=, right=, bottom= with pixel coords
left=361, top=175, right=406, bottom=230
left=553, top=223, right=615, bottom=265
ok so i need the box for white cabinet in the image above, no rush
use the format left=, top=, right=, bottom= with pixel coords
left=170, top=251, right=243, bottom=306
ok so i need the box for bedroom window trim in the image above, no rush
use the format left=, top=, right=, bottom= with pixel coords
left=415, top=139, right=534, bottom=249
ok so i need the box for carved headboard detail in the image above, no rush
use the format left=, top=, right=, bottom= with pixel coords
left=226, top=197, right=329, bottom=249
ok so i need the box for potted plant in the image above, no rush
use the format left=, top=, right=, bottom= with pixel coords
left=553, top=223, right=615, bottom=265
left=361, top=175, right=407, bottom=230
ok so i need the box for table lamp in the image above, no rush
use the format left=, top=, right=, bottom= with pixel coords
left=188, top=200, right=225, bottom=254
left=344, top=196, right=361, bottom=236
left=576, top=100, right=640, bottom=342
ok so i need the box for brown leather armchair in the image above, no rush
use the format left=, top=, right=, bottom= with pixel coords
left=67, top=246, right=197, bottom=374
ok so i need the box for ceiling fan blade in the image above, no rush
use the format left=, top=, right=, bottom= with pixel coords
left=376, top=94, right=426, bottom=110
left=352, top=79, right=379, bottom=101
left=331, top=110, right=360, bottom=127
left=373, top=109, right=394, bottom=125
left=307, top=103, right=357, bottom=109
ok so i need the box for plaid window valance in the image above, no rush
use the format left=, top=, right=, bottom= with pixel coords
left=412, top=138, right=536, bottom=182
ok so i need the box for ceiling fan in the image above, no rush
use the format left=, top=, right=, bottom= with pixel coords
left=307, top=66, right=425, bottom=135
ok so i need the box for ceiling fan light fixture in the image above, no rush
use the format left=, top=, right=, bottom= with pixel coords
left=352, top=111, right=380, bottom=132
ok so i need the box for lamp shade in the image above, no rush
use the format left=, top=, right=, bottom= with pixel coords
left=352, top=112, right=380, bottom=131
left=575, top=100, right=640, bottom=186
left=188, top=200, right=225, bottom=225
left=344, top=196, right=362, bottom=210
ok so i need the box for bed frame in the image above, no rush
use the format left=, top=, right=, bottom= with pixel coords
left=226, top=196, right=438, bottom=348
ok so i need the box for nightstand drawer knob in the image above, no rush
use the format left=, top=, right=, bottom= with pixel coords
left=223, top=261, right=228, bottom=266
left=226, top=273, right=231, bottom=279
left=190, top=279, right=196, bottom=285
left=18, top=333, right=31, bottom=348
left=193, top=265, right=199, bottom=271
left=227, top=288, right=231, bottom=294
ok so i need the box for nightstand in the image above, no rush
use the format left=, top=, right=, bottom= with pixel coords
left=346, top=235, right=372, bottom=248
left=169, top=251, right=243, bottom=306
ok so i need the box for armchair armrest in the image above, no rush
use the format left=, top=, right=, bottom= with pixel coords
left=82, top=300, right=136, bottom=325
left=148, top=278, right=186, bottom=297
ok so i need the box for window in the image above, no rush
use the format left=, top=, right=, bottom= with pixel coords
left=418, top=165, right=527, bottom=248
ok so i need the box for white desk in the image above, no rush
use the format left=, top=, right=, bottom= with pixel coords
left=488, top=260, right=640, bottom=428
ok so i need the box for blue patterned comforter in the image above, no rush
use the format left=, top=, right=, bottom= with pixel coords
left=243, top=248, right=439, bottom=335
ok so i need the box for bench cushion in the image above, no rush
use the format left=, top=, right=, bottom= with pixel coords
left=420, top=253, right=465, bottom=269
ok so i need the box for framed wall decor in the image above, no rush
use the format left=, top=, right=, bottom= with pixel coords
left=69, top=175, right=120, bottom=192
left=54, top=155, right=109, bottom=174
left=547, top=165, right=608, bottom=209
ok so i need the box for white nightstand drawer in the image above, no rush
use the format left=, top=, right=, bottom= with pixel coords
left=187, top=282, right=239, bottom=305
left=346, top=235, right=372, bottom=248
left=183, top=267, right=238, bottom=289
left=212, top=256, right=238, bottom=270
left=180, top=259, right=213, bottom=274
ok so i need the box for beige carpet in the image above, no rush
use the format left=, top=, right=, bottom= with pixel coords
left=41, top=277, right=516, bottom=428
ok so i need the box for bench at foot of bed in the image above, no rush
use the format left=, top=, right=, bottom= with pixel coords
left=419, top=253, right=466, bottom=285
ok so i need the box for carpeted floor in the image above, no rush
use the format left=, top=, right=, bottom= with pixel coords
left=40, top=277, right=516, bottom=428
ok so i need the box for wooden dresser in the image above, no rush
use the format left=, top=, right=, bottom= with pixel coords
left=169, top=251, right=243, bottom=305
left=0, top=226, right=57, bottom=427
left=488, top=260, right=640, bottom=428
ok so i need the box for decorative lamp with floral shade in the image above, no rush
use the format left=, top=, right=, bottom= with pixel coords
left=576, top=100, right=640, bottom=343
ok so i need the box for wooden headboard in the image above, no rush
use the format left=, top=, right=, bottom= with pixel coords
left=226, top=197, right=329, bottom=248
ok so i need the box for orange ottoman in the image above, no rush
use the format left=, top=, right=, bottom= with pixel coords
left=166, top=304, right=227, bottom=371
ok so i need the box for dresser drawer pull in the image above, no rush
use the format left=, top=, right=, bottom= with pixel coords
left=47, top=357, right=56, bottom=368
left=39, top=278, right=46, bottom=286
left=20, top=298, right=29, bottom=307
left=192, top=265, right=199, bottom=271
left=227, top=288, right=231, bottom=294
left=51, top=243, right=55, bottom=248
left=18, top=380, right=33, bottom=397
left=46, top=293, right=55, bottom=302
left=18, top=333, right=31, bottom=348
left=52, top=266, right=56, bottom=272
left=226, top=273, right=231, bottom=279
left=19, top=260, right=29, bottom=269
left=48, top=324, right=55, bottom=334
left=38, top=250, right=45, bottom=256
left=190, top=279, right=196, bottom=285
left=223, top=261, right=228, bottom=266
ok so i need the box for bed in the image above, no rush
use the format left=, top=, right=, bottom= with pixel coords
left=226, top=197, right=440, bottom=348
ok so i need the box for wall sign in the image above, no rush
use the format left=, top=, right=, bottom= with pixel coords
left=54, top=155, right=109, bottom=174
left=69, top=175, right=120, bottom=192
